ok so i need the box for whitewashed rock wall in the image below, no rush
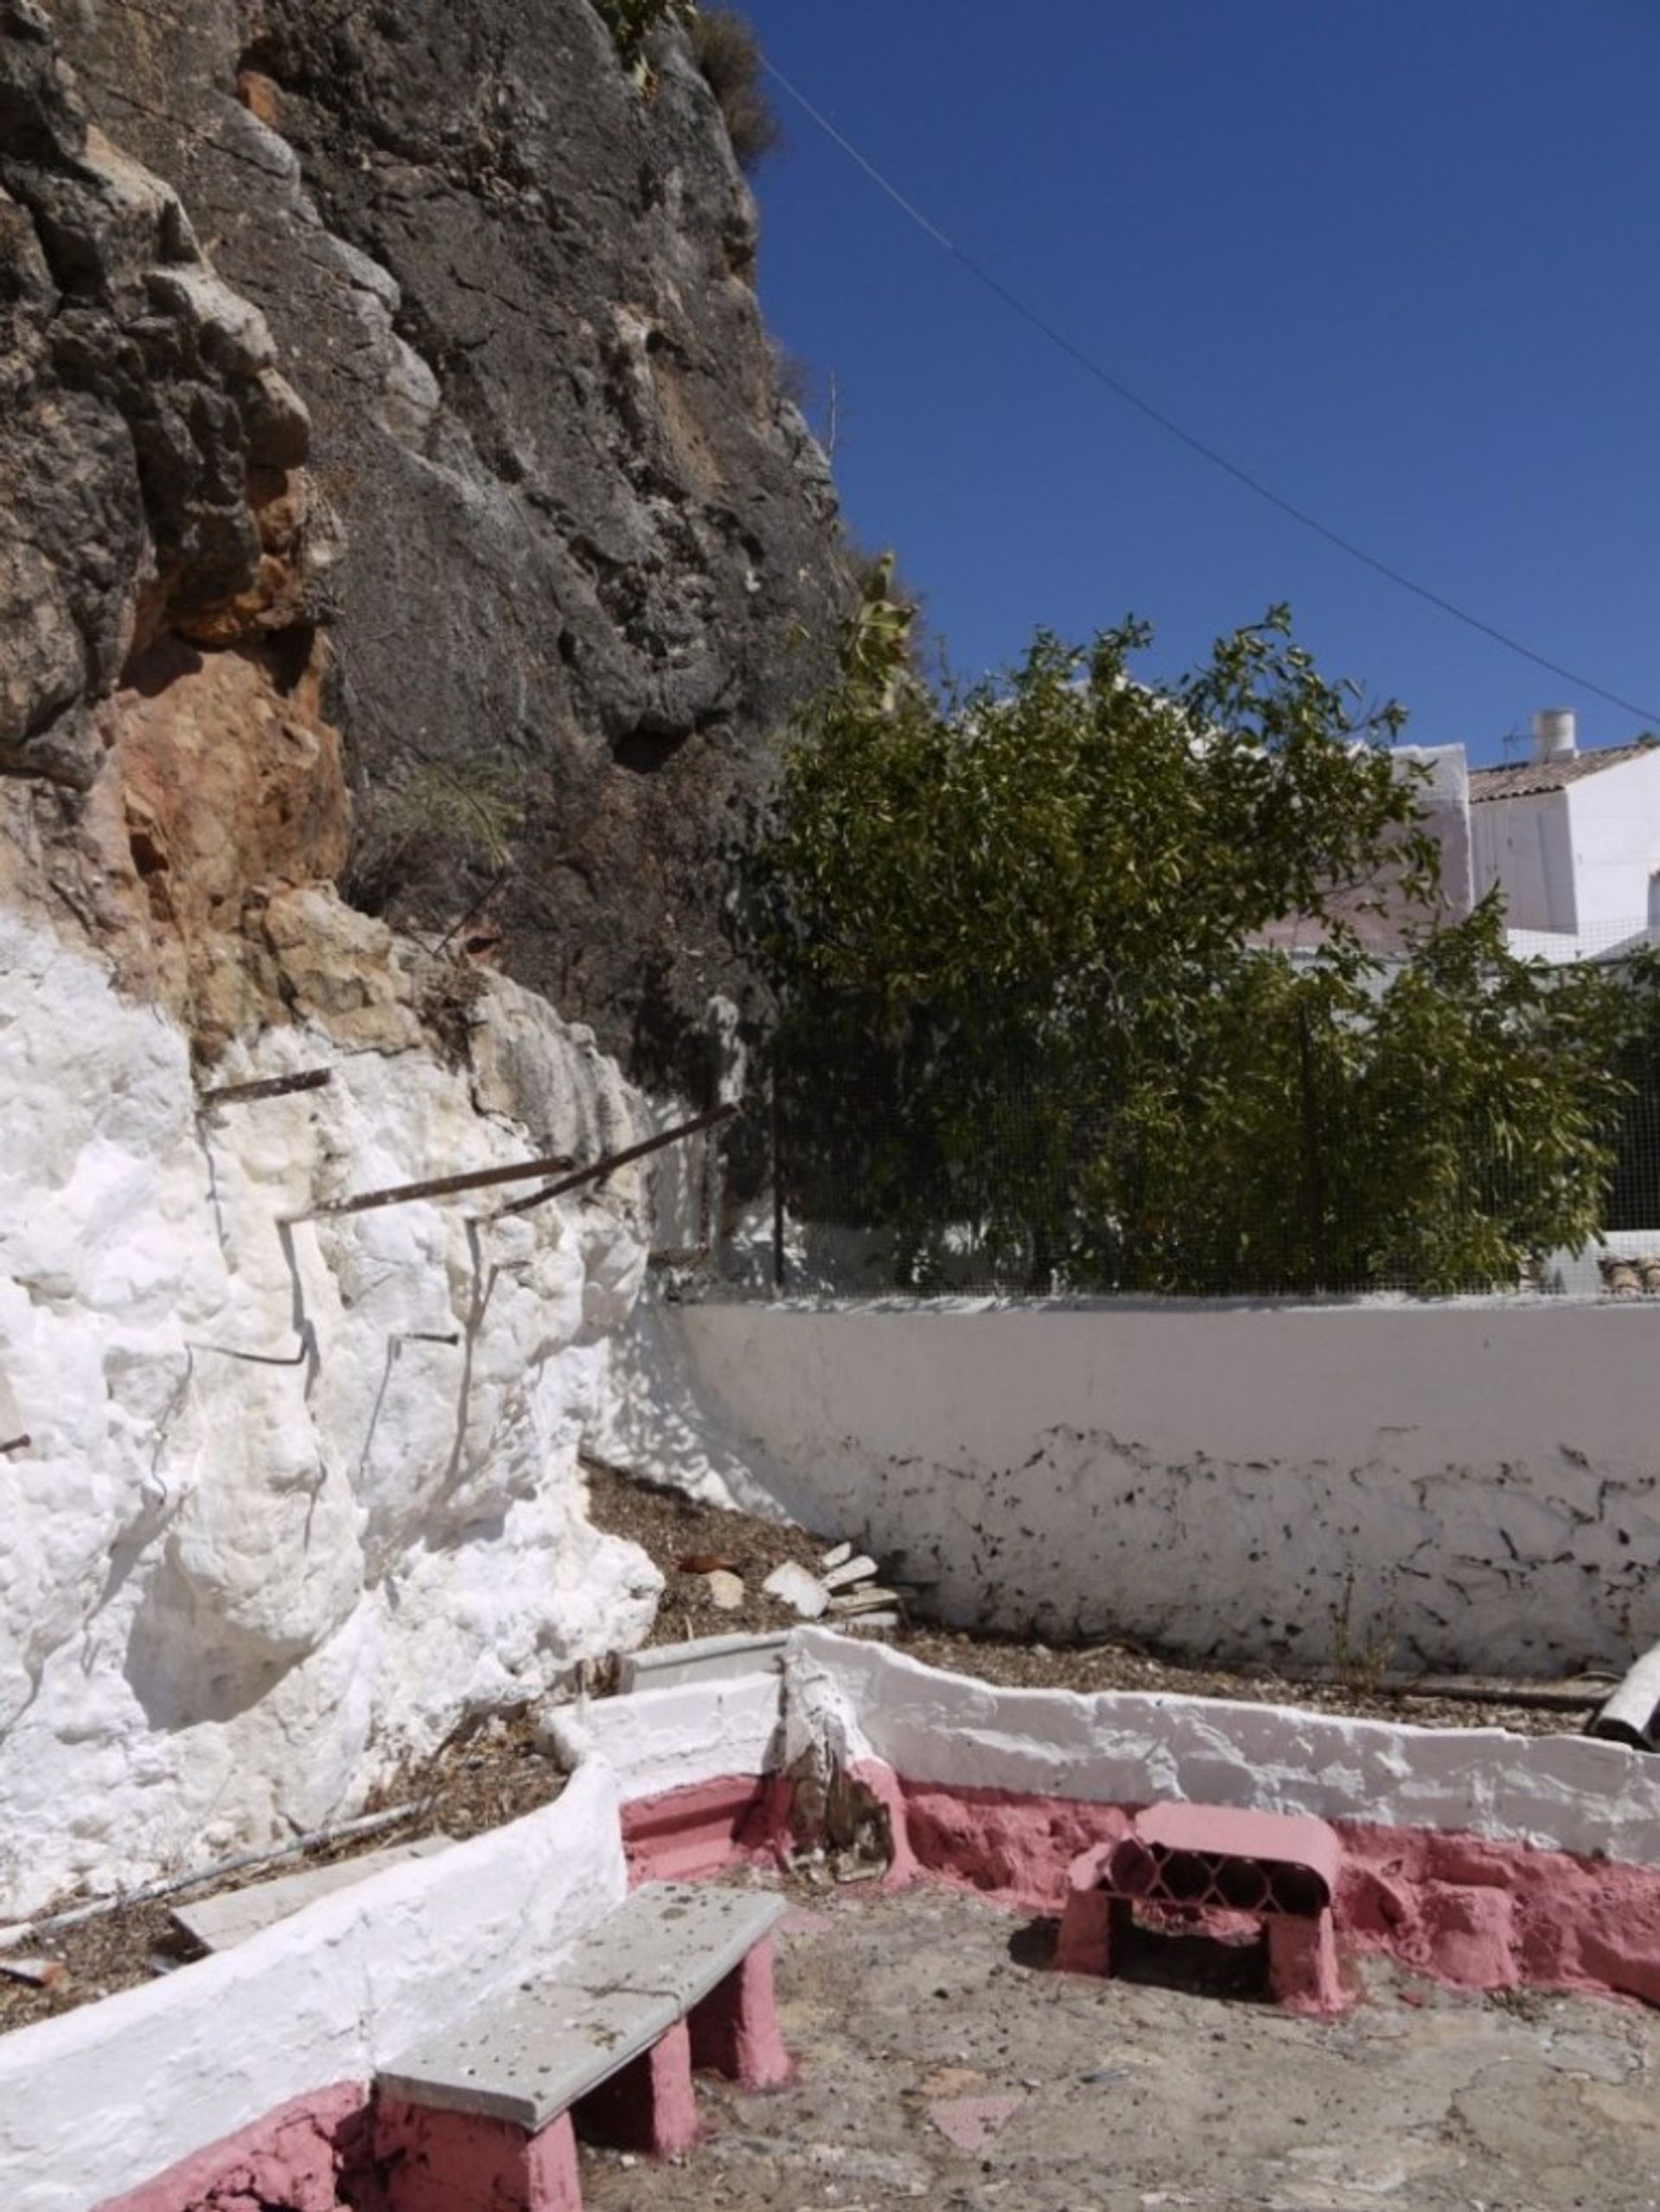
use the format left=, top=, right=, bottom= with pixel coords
left=660, top=1298, right=1660, bottom=1678
left=0, top=905, right=661, bottom=1916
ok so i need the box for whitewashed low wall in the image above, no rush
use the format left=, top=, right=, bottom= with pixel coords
left=551, top=1669, right=784, bottom=1801
left=2, top=1765, right=626, bottom=2212
left=667, top=1299, right=1660, bottom=1674
left=793, top=1632, right=1660, bottom=1869
left=16, top=1634, right=1660, bottom=2210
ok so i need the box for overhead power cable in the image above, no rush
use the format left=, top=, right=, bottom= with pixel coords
left=761, top=55, right=1660, bottom=730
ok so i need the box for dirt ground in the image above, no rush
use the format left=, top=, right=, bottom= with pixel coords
left=579, top=1878, right=1660, bottom=2212
left=0, top=1710, right=564, bottom=2035
left=581, top=1464, right=1607, bottom=1736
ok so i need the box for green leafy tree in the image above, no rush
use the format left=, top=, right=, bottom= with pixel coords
left=754, top=612, right=1634, bottom=1295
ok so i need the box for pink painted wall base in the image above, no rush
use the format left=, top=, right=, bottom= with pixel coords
left=885, top=1771, right=1660, bottom=2006
left=97, top=2085, right=370, bottom=2212
left=619, top=1776, right=788, bottom=1883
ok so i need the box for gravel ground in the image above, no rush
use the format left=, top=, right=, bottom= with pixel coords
left=580, top=1878, right=1660, bottom=2212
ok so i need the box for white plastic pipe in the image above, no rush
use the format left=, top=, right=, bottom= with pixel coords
left=1589, top=1646, right=1660, bottom=1750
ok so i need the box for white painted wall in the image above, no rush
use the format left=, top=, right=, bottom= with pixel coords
left=1402, top=744, right=1473, bottom=921
left=1472, top=785, right=1576, bottom=930
left=789, top=1632, right=1660, bottom=1867
left=0, top=907, right=662, bottom=1916
left=1472, top=749, right=1660, bottom=938
left=551, top=1669, right=784, bottom=1800
left=0, top=1762, right=628, bottom=2212
left=1566, top=750, right=1660, bottom=933
left=663, top=1299, right=1660, bottom=1675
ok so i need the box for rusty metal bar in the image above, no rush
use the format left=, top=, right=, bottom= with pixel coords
left=293, top=1148, right=578, bottom=1224
left=499, top=1103, right=740, bottom=1218
left=199, top=1068, right=333, bottom=1109
left=770, top=1070, right=786, bottom=1293
left=188, top=1336, right=310, bottom=1368
left=0, top=1435, right=29, bottom=1455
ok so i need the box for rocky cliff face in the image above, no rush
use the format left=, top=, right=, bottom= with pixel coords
left=37, top=0, right=848, bottom=1081
left=0, top=0, right=840, bottom=1910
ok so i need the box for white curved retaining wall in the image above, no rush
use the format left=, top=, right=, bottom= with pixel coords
left=792, top=1631, right=1660, bottom=1868
left=15, top=1634, right=1660, bottom=2209
left=2, top=1764, right=627, bottom=2212
left=667, top=1299, right=1660, bottom=1674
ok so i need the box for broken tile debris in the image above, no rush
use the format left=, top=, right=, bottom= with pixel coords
left=822, top=1555, right=878, bottom=1592
left=760, top=1562, right=829, bottom=1619
left=827, top=1586, right=900, bottom=1616
left=0, top=1957, right=65, bottom=1989
left=928, top=2093, right=1025, bottom=2153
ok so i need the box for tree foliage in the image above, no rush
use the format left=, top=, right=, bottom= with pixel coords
left=592, top=0, right=697, bottom=79
left=754, top=613, right=1640, bottom=1295
left=687, top=9, right=780, bottom=171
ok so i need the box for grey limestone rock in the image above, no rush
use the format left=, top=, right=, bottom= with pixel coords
left=35, top=0, right=852, bottom=1082
left=0, top=0, right=326, bottom=783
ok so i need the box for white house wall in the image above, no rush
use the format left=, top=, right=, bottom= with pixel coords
left=1563, top=749, right=1660, bottom=937
left=666, top=1300, right=1660, bottom=1676
left=1472, top=787, right=1576, bottom=930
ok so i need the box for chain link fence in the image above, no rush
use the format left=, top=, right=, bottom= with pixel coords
left=698, top=924, right=1660, bottom=1302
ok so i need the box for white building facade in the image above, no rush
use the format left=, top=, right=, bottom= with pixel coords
left=1469, top=712, right=1660, bottom=956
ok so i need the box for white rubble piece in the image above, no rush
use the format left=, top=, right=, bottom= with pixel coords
left=0, top=907, right=663, bottom=1916
left=1589, top=1643, right=1660, bottom=1750
left=171, top=1835, right=454, bottom=1953
left=762, top=1562, right=830, bottom=1619
left=703, top=1569, right=746, bottom=1611
left=0, top=1957, right=63, bottom=1989
left=820, top=1542, right=853, bottom=1572
left=822, top=1555, right=878, bottom=1592
left=616, top=1633, right=789, bottom=1695
left=827, top=1587, right=900, bottom=1616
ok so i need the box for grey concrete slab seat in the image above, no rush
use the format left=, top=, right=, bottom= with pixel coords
left=379, top=1979, right=683, bottom=2131
left=560, top=1881, right=785, bottom=2010
left=374, top=1882, right=788, bottom=2130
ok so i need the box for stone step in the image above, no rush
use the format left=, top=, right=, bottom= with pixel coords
left=171, top=1834, right=453, bottom=1953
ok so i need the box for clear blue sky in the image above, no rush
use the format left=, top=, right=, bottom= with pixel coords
left=737, top=1, right=1660, bottom=764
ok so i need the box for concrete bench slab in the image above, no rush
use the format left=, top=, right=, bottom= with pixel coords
left=171, top=1835, right=454, bottom=1953
left=374, top=1880, right=793, bottom=2206
left=564, top=1881, right=785, bottom=2010
left=380, top=1979, right=681, bottom=2131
